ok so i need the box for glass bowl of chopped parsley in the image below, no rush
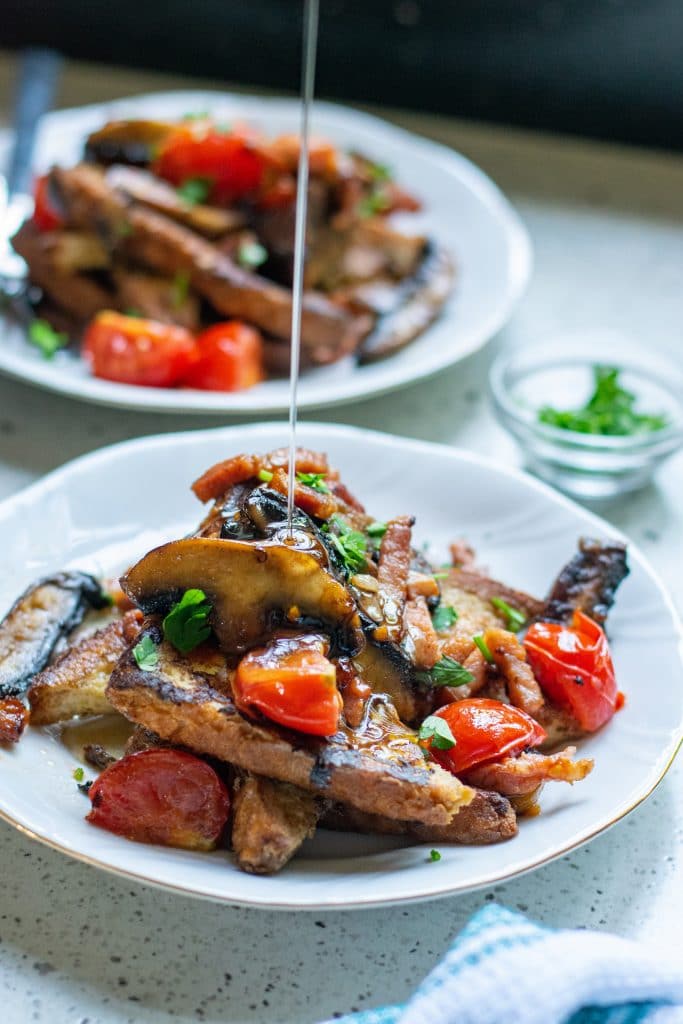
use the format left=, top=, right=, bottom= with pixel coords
left=489, top=334, right=683, bottom=499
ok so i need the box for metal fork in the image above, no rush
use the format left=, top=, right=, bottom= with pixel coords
left=0, top=48, right=63, bottom=301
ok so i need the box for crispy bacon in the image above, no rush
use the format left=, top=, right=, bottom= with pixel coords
left=438, top=647, right=489, bottom=705
left=0, top=697, right=29, bottom=743
left=406, top=570, right=439, bottom=601
left=449, top=539, right=478, bottom=571
left=482, top=627, right=544, bottom=716
left=375, top=515, right=414, bottom=643
left=463, top=746, right=593, bottom=796
left=267, top=467, right=337, bottom=520
left=191, top=448, right=330, bottom=504
left=402, top=596, right=440, bottom=670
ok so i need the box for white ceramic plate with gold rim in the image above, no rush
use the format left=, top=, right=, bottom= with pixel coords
left=0, top=90, right=531, bottom=414
left=0, top=422, right=681, bottom=909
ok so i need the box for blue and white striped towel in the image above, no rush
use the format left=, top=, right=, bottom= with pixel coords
left=324, top=905, right=683, bottom=1024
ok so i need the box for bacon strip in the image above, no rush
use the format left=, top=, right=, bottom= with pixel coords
left=375, top=515, right=414, bottom=644
left=401, top=596, right=440, bottom=670
left=192, top=448, right=329, bottom=504
left=482, top=627, right=544, bottom=716
left=463, top=746, right=593, bottom=796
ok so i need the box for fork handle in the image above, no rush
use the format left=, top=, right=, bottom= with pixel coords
left=7, top=48, right=63, bottom=199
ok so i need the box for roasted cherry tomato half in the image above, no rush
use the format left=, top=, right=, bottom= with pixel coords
left=154, top=125, right=266, bottom=203
left=87, top=749, right=230, bottom=850
left=83, top=311, right=197, bottom=388
left=0, top=697, right=29, bottom=744
left=524, top=610, right=618, bottom=732
left=33, top=174, right=63, bottom=232
left=424, top=698, right=547, bottom=776
left=182, top=320, right=264, bottom=392
left=233, top=634, right=342, bottom=737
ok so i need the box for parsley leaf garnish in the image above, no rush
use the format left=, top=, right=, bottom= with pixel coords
left=163, top=589, right=212, bottom=653
left=429, top=849, right=442, bottom=862
left=181, top=110, right=210, bottom=121
left=473, top=634, right=494, bottom=663
left=297, top=471, right=329, bottom=493
left=358, top=188, right=391, bottom=218
left=258, top=468, right=274, bottom=483
left=418, top=715, right=456, bottom=750
left=416, top=656, right=474, bottom=688
left=538, top=365, right=668, bottom=436
left=368, top=161, right=392, bottom=183
left=133, top=634, right=159, bottom=671
left=177, top=176, right=213, bottom=205
left=237, top=241, right=268, bottom=270
left=432, top=572, right=449, bottom=581
left=72, top=766, right=85, bottom=783
left=28, top=319, right=69, bottom=359
left=171, top=271, right=191, bottom=308
left=328, top=514, right=367, bottom=575
left=366, top=521, right=387, bottom=539
left=490, top=596, right=526, bottom=632
left=432, top=605, right=458, bottom=632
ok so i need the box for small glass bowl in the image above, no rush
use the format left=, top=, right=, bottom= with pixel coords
left=489, top=332, right=683, bottom=500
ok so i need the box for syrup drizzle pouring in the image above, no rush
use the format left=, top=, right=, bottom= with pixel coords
left=286, top=0, right=320, bottom=537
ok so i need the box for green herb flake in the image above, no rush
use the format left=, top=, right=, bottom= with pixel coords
left=28, top=319, right=69, bottom=359
left=432, top=605, right=458, bottom=632
left=417, top=655, right=474, bottom=689
left=366, top=521, right=387, bottom=540
left=171, top=271, right=191, bottom=309
left=490, top=596, right=526, bottom=632
left=133, top=634, right=159, bottom=671
left=163, top=589, right=212, bottom=654
left=177, top=176, right=213, bottom=206
left=432, top=572, right=449, bottom=581
left=296, top=471, right=329, bottom=493
left=72, top=766, right=85, bottom=783
left=538, top=365, right=668, bottom=437
left=429, top=849, right=442, bottom=862
left=473, top=634, right=494, bottom=664
left=328, top=514, right=367, bottom=575
left=258, top=468, right=274, bottom=483
left=123, top=307, right=142, bottom=318
left=368, top=161, right=392, bottom=183
left=418, top=715, right=456, bottom=751
left=181, top=110, right=211, bottom=121
left=237, top=241, right=268, bottom=270
left=358, top=188, right=391, bottom=218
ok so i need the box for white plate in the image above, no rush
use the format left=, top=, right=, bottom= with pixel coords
left=1, top=423, right=680, bottom=909
left=0, top=90, right=531, bottom=414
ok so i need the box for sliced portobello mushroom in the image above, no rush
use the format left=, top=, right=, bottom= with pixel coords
left=0, top=572, right=110, bottom=698
left=542, top=537, right=629, bottom=626
left=121, top=536, right=363, bottom=656
left=84, top=119, right=176, bottom=167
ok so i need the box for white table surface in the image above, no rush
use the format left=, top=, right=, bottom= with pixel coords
left=0, top=53, right=681, bottom=1024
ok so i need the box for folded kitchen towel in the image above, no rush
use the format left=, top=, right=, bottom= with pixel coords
left=324, top=904, right=683, bottom=1024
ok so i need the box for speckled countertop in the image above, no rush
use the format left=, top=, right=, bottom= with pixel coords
left=0, top=53, right=682, bottom=1024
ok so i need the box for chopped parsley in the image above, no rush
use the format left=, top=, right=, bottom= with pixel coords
left=177, top=176, right=213, bottom=205
left=366, top=521, right=387, bottom=540
left=297, top=471, right=329, bottom=493
left=367, top=161, right=392, bottom=183
left=237, top=241, right=268, bottom=270
left=432, top=604, right=458, bottom=632
left=418, top=715, right=456, bottom=751
left=163, top=589, right=212, bottom=653
left=171, top=271, right=191, bottom=308
left=432, top=572, right=449, bottom=581
left=490, top=596, right=526, bottom=632
left=28, top=319, right=69, bottom=359
left=181, top=110, right=210, bottom=121
left=473, top=634, right=494, bottom=664
left=416, top=656, right=474, bottom=688
left=328, top=515, right=367, bottom=575
left=429, top=849, right=442, bottom=862
left=538, top=365, right=668, bottom=436
left=358, top=188, right=391, bottom=218
left=72, top=766, right=85, bottom=783
left=133, top=634, right=159, bottom=671
left=258, top=468, right=274, bottom=483
left=123, top=307, right=142, bottom=318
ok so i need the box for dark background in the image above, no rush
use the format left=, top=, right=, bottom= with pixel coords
left=3, top=0, right=683, bottom=150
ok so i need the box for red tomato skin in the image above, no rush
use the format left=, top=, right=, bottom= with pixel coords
left=33, top=174, right=63, bottom=231
left=524, top=610, right=618, bottom=732
left=154, top=126, right=265, bottom=202
left=428, top=699, right=547, bottom=776
left=182, top=321, right=264, bottom=392
left=233, top=635, right=341, bottom=737
left=83, top=312, right=197, bottom=388
left=87, top=749, right=230, bottom=850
